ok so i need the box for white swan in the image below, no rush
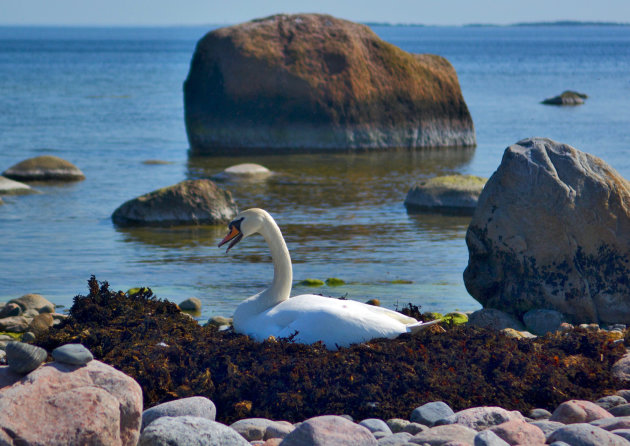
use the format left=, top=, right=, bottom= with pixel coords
left=218, top=208, right=439, bottom=349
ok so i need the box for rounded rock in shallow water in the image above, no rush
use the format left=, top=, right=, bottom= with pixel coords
left=6, top=341, right=47, bottom=374
left=52, top=343, right=93, bottom=366
left=179, top=297, right=202, bottom=313
left=3, top=155, right=85, bottom=182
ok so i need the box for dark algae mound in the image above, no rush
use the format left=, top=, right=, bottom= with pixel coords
left=37, top=277, right=625, bottom=424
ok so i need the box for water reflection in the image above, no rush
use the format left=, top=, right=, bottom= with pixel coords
left=116, top=225, right=226, bottom=249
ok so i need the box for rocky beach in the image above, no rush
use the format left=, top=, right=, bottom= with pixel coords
left=2, top=12, right=630, bottom=446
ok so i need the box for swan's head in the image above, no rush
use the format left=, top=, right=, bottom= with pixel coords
left=218, top=208, right=268, bottom=253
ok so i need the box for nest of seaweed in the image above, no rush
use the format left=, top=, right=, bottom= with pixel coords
left=36, top=277, right=626, bottom=424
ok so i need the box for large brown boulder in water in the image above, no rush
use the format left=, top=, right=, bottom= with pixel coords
left=184, top=14, right=475, bottom=155
left=464, top=138, right=630, bottom=325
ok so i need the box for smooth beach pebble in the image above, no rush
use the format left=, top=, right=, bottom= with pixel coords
left=52, top=343, right=93, bottom=365
left=6, top=341, right=47, bottom=374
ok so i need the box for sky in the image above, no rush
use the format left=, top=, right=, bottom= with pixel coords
left=1, top=0, right=630, bottom=26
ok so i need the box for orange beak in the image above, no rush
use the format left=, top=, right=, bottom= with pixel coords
left=218, top=225, right=243, bottom=253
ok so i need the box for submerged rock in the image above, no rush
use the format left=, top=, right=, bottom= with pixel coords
left=405, top=174, right=487, bottom=215
left=542, top=90, right=588, bottom=106
left=0, top=176, right=34, bottom=195
left=3, top=155, right=85, bottom=181
left=112, top=179, right=238, bottom=227
left=184, top=13, right=475, bottom=155
left=464, top=138, right=630, bottom=324
left=212, top=163, right=273, bottom=182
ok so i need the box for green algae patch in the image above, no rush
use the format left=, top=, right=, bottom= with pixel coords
left=381, top=279, right=414, bottom=284
left=0, top=332, right=23, bottom=340
left=298, top=278, right=325, bottom=287
left=325, top=278, right=345, bottom=286
left=36, top=277, right=628, bottom=425
left=442, top=312, right=469, bottom=325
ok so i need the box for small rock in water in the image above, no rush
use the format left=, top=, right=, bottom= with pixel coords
left=205, top=316, right=233, bottom=328
left=2, top=155, right=85, bottom=182
left=6, top=341, right=47, bottom=374
left=52, top=343, right=93, bottom=366
left=212, top=163, right=273, bottom=182
left=179, top=297, right=202, bottom=313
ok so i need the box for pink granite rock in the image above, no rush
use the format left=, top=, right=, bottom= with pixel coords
left=280, top=415, right=376, bottom=446
left=550, top=399, right=614, bottom=424
left=488, top=419, right=546, bottom=445
left=0, top=360, right=142, bottom=445
left=436, top=406, right=524, bottom=431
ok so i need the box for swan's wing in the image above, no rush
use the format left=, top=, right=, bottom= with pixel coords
left=267, top=295, right=410, bottom=349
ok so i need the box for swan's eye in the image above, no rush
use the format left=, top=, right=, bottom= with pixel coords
left=229, top=217, right=244, bottom=231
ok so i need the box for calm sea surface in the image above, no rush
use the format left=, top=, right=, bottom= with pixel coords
left=1, top=25, right=629, bottom=320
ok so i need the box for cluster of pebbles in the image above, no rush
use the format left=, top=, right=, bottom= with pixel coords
left=136, top=391, right=630, bottom=445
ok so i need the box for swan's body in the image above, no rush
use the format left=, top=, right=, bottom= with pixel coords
left=219, top=208, right=438, bottom=349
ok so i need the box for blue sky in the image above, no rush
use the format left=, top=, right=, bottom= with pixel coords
left=2, top=0, right=629, bottom=26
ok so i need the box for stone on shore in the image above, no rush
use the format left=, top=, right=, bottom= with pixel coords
left=548, top=423, right=629, bottom=445
left=111, top=179, right=238, bottom=227
left=590, top=416, right=630, bottom=431
left=596, top=395, right=628, bottom=411
left=488, top=419, right=546, bottom=445
left=474, top=429, right=510, bottom=446
left=280, top=415, right=377, bottom=445
left=0, top=360, right=143, bottom=446
left=405, top=175, right=487, bottom=215
left=550, top=399, right=614, bottom=424
left=184, top=13, right=475, bottom=155
left=142, top=396, right=217, bottom=431
left=0, top=176, right=34, bottom=195
left=464, top=137, right=630, bottom=324
left=408, top=424, right=477, bottom=445
left=9, top=293, right=55, bottom=314
left=5, top=341, right=47, bottom=374
left=359, top=418, right=392, bottom=434
left=410, top=401, right=455, bottom=427
left=52, top=343, right=94, bottom=366
left=435, top=406, right=524, bottom=431
left=178, top=297, right=202, bottom=312
left=467, top=308, right=525, bottom=331
left=610, top=405, right=630, bottom=417
left=229, top=418, right=289, bottom=441
left=523, top=309, right=566, bottom=335
left=138, top=416, right=249, bottom=446
left=28, top=313, right=54, bottom=335
left=3, top=155, right=85, bottom=181
left=0, top=316, right=30, bottom=333
left=542, top=90, right=588, bottom=106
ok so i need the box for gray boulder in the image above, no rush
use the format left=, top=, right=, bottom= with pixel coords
left=468, top=308, right=525, bottom=331
left=3, top=155, right=85, bottom=181
left=281, top=415, right=377, bottom=445
left=9, top=293, right=55, bottom=314
left=410, top=401, right=455, bottom=427
left=138, top=416, right=249, bottom=446
left=142, top=397, right=217, bottom=430
left=464, top=138, right=630, bottom=324
left=523, top=309, right=565, bottom=335
left=548, top=423, right=630, bottom=446
left=405, top=175, right=487, bottom=215
left=112, top=179, right=237, bottom=227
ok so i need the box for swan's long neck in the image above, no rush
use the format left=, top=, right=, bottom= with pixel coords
left=257, top=215, right=293, bottom=310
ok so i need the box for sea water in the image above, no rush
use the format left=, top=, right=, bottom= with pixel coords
left=0, top=24, right=629, bottom=321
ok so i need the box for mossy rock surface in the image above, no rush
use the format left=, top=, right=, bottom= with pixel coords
left=298, top=278, right=325, bottom=287
left=325, top=278, right=345, bottom=286
left=405, top=174, right=487, bottom=215
left=3, top=155, right=85, bottom=182
left=36, top=277, right=626, bottom=425
left=112, top=179, right=237, bottom=227
left=184, top=13, right=475, bottom=154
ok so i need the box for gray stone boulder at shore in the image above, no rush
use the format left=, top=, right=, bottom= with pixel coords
left=464, top=137, right=630, bottom=324
left=112, top=179, right=238, bottom=227
left=405, top=174, right=487, bottom=215
left=184, top=13, right=475, bottom=155
left=3, top=155, right=85, bottom=181
left=542, top=90, right=588, bottom=106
